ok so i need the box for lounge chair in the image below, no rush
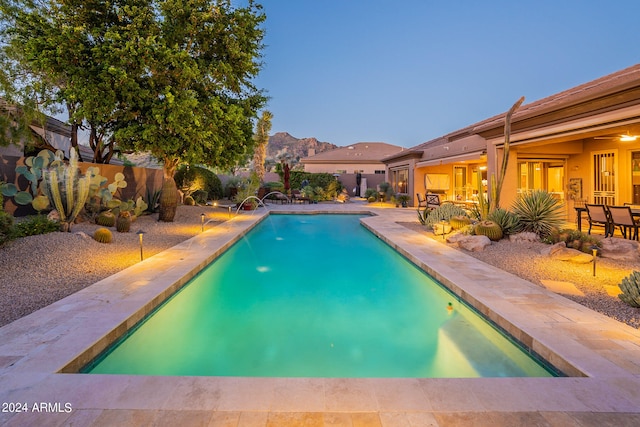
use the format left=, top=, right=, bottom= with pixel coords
left=607, top=205, right=639, bottom=240
left=585, top=204, right=612, bottom=237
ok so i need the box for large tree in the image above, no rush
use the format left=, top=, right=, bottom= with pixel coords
left=114, top=0, right=266, bottom=220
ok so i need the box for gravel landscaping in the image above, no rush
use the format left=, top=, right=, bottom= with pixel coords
left=401, top=222, right=640, bottom=329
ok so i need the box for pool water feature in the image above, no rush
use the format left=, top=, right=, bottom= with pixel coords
left=85, top=214, right=554, bottom=378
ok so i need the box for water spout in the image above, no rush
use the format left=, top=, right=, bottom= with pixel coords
left=234, top=196, right=269, bottom=216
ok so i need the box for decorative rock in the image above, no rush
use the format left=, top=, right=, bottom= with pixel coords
left=433, top=223, right=452, bottom=235
left=598, top=238, right=640, bottom=262
left=447, top=234, right=491, bottom=251
left=47, top=210, right=60, bottom=221
left=73, top=232, right=91, bottom=240
left=546, top=242, right=594, bottom=263
left=509, top=232, right=540, bottom=243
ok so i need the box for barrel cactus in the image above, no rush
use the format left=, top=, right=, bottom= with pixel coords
left=474, top=220, right=503, bottom=241
left=450, top=215, right=472, bottom=230
left=116, top=211, right=132, bottom=233
left=618, top=271, right=640, bottom=308
left=96, top=211, right=116, bottom=227
left=93, top=227, right=113, bottom=244
left=184, top=195, right=195, bottom=206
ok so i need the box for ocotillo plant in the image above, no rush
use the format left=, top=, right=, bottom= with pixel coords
left=42, top=150, right=90, bottom=232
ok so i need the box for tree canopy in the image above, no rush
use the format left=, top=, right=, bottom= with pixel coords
left=0, top=0, right=266, bottom=171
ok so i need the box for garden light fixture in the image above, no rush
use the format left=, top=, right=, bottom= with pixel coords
left=137, top=230, right=146, bottom=261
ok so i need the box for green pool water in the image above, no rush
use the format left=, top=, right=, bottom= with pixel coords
left=85, top=214, right=554, bottom=378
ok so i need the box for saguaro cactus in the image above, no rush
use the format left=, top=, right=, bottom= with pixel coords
left=42, top=150, right=90, bottom=232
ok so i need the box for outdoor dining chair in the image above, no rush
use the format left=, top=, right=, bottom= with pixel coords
left=585, top=204, right=612, bottom=237
left=416, top=193, right=427, bottom=208
left=425, top=193, right=441, bottom=208
left=607, top=205, right=640, bottom=240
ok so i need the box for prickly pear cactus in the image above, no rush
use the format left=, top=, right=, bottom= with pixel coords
left=474, top=220, right=503, bottom=241
left=93, top=227, right=113, bottom=243
left=116, top=211, right=132, bottom=233
left=618, top=271, right=640, bottom=308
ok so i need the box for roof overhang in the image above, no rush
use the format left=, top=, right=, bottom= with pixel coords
left=416, top=150, right=485, bottom=167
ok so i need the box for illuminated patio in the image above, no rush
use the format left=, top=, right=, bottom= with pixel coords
left=1, top=203, right=640, bottom=426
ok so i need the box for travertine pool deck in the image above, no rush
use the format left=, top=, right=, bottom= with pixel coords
left=1, top=203, right=640, bottom=426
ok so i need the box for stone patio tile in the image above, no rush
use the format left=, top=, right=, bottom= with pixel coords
left=270, top=378, right=325, bottom=412
left=265, top=412, right=324, bottom=426
left=322, top=412, right=353, bottom=426
left=237, top=411, right=268, bottom=426
left=371, top=379, right=431, bottom=411
left=350, top=412, right=382, bottom=427
left=324, top=378, right=378, bottom=411
left=417, top=379, right=485, bottom=411
left=89, top=409, right=160, bottom=426
left=151, top=409, right=215, bottom=426
left=214, top=377, right=275, bottom=411
left=208, top=411, right=241, bottom=427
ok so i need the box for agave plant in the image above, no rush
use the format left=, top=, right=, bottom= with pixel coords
left=487, top=208, right=521, bottom=236
left=511, top=190, right=564, bottom=238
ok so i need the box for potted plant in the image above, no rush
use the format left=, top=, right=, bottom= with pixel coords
left=396, top=193, right=411, bottom=208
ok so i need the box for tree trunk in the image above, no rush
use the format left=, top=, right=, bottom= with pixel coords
left=158, top=158, right=179, bottom=222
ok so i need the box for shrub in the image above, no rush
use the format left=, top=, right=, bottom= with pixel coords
left=184, top=195, right=196, bottom=205
left=487, top=208, right=521, bottom=236
left=290, top=171, right=336, bottom=190
left=174, top=165, right=223, bottom=200
left=364, top=188, right=379, bottom=199
left=511, top=190, right=564, bottom=238
left=12, top=215, right=59, bottom=238
left=378, top=182, right=393, bottom=200
left=0, top=212, right=13, bottom=245
left=546, top=229, right=601, bottom=253
left=618, top=271, right=640, bottom=308
left=422, top=203, right=467, bottom=229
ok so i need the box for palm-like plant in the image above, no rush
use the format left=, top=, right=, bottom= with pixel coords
left=511, top=190, right=564, bottom=238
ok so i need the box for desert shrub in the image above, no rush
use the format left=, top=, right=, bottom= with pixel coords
left=0, top=193, right=13, bottom=245
left=619, top=271, right=640, bottom=308
left=263, top=181, right=284, bottom=192
left=545, top=228, right=601, bottom=253
left=364, top=188, right=379, bottom=199
left=423, top=203, right=467, bottom=229
left=191, top=190, right=208, bottom=204
left=290, top=171, right=336, bottom=190
left=512, top=190, right=564, bottom=238
left=378, top=182, right=394, bottom=200
left=487, top=208, right=521, bottom=236
left=174, top=165, right=223, bottom=200
left=12, top=215, right=59, bottom=238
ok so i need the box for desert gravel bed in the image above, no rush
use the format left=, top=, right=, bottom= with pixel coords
left=2, top=208, right=640, bottom=330
left=0, top=206, right=227, bottom=327
left=401, top=222, right=640, bottom=329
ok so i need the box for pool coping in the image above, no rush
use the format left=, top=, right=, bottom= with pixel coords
left=1, top=204, right=640, bottom=424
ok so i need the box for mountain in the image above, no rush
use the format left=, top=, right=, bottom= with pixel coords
left=267, top=132, right=337, bottom=163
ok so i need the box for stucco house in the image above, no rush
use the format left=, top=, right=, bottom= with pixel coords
left=384, top=63, right=640, bottom=220
left=300, top=142, right=403, bottom=175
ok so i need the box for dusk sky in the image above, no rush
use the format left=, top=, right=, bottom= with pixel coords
left=256, top=1, right=640, bottom=148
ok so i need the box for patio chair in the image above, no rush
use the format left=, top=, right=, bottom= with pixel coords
left=417, top=193, right=427, bottom=208
left=585, top=204, right=612, bottom=237
left=426, top=193, right=441, bottom=208
left=607, top=205, right=640, bottom=240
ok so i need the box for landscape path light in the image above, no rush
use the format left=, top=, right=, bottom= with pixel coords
left=201, top=213, right=205, bottom=232
left=137, top=230, right=146, bottom=261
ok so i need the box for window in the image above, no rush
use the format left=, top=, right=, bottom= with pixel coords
left=390, top=168, right=409, bottom=193
left=518, top=160, right=565, bottom=201
left=374, top=170, right=385, bottom=174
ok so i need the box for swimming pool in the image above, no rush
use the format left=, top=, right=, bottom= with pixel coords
left=84, top=214, right=554, bottom=378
